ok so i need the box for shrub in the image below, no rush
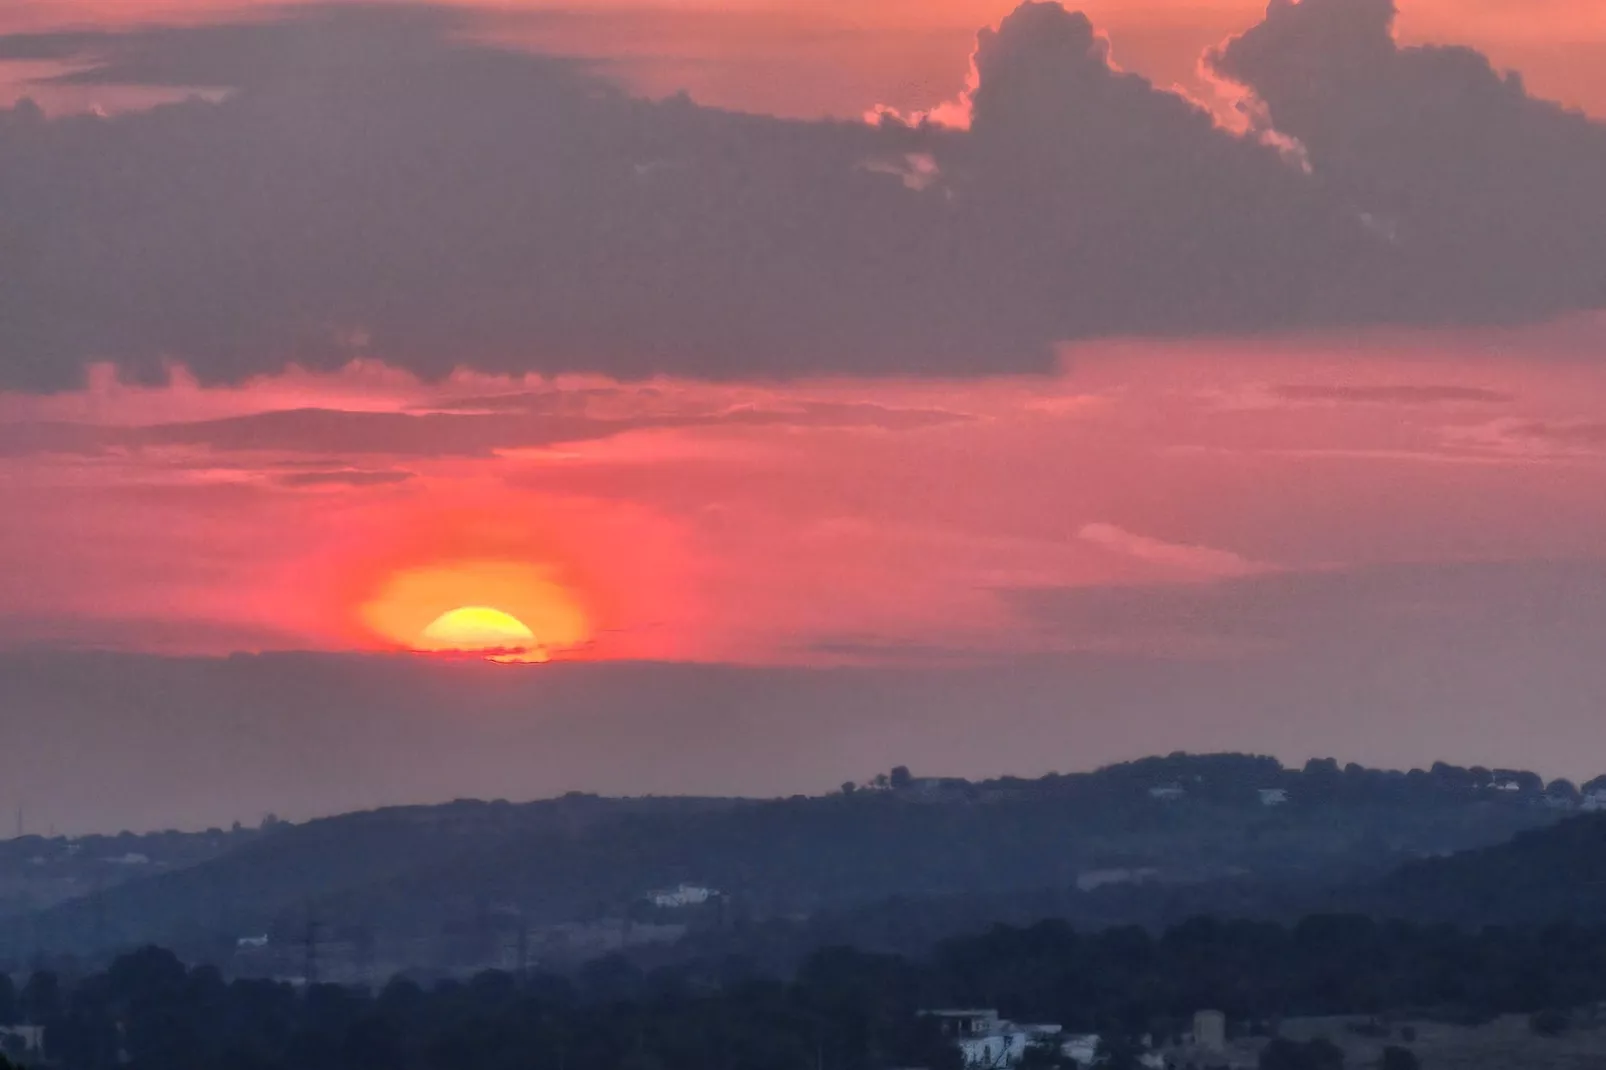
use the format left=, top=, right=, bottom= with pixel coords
left=1379, top=1046, right=1419, bottom=1070
left=1530, top=1009, right=1571, bottom=1037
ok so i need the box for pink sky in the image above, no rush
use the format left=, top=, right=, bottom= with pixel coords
left=5, top=323, right=1606, bottom=664
left=2, top=0, right=1605, bottom=662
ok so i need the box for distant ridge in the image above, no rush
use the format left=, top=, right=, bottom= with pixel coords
left=9, top=753, right=1585, bottom=968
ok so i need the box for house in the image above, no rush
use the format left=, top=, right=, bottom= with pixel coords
left=1148, top=784, right=1186, bottom=801
left=648, top=882, right=717, bottom=908
left=1490, top=769, right=1541, bottom=794
left=923, top=1012, right=1182, bottom=1070
left=922, top=1010, right=1063, bottom=1069
left=1192, top=1009, right=1226, bottom=1052
left=924, top=1009, right=1004, bottom=1040
left=0, top=1024, right=46, bottom=1060
left=1155, top=1010, right=1263, bottom=1070
left=237, top=934, right=270, bottom=949
left=1584, top=791, right=1606, bottom=813
left=1257, top=788, right=1289, bottom=807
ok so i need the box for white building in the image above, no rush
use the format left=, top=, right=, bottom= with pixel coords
left=1148, top=785, right=1185, bottom=801
left=1258, top=788, right=1289, bottom=807
left=1582, top=790, right=1606, bottom=812
left=648, top=882, right=718, bottom=908
left=1192, top=1009, right=1227, bottom=1052
left=0, top=1025, right=46, bottom=1059
left=923, top=1009, right=1063, bottom=1069
left=924, top=1012, right=1176, bottom=1069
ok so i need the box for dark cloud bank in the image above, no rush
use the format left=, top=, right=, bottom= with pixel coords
left=1, top=0, right=1603, bottom=389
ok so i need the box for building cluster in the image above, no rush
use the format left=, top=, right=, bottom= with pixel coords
left=920, top=1008, right=1233, bottom=1069
left=0, top=1024, right=45, bottom=1062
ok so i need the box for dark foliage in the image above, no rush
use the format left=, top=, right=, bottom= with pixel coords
left=1379, top=1046, right=1419, bottom=1070
left=10, top=911, right=1606, bottom=1070
left=1259, top=1037, right=1344, bottom=1070
left=1529, top=1008, right=1571, bottom=1036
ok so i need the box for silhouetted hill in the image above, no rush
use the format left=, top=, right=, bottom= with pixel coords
left=8, top=793, right=739, bottom=961
left=10, top=753, right=1586, bottom=970
left=0, top=823, right=265, bottom=918
left=1364, top=812, right=1606, bottom=925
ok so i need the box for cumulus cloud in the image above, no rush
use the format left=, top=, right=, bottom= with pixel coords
left=0, top=0, right=1602, bottom=390
left=1209, top=0, right=1606, bottom=325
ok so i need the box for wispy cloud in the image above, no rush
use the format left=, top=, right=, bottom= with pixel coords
left=1271, top=384, right=1515, bottom=405
left=1076, top=523, right=1268, bottom=580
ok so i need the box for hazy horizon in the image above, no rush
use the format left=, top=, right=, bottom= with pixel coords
left=8, top=638, right=1606, bottom=836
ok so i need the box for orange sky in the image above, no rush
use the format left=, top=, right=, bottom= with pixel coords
left=4, top=0, right=1605, bottom=118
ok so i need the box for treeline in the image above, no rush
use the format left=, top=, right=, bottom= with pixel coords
left=7, top=914, right=1606, bottom=1070
left=1057, top=753, right=1598, bottom=807
left=0, top=823, right=270, bottom=870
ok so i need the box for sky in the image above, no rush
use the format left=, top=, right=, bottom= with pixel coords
left=2, top=0, right=1606, bottom=832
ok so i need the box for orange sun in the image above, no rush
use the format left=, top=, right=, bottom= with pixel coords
left=360, top=560, right=592, bottom=662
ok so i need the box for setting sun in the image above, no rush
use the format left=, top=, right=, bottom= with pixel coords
left=420, top=606, right=539, bottom=659
left=360, top=560, right=592, bottom=662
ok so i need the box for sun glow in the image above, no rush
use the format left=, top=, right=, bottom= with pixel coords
left=360, top=560, right=592, bottom=662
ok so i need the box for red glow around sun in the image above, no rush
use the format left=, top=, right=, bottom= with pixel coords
left=362, top=561, right=591, bottom=662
